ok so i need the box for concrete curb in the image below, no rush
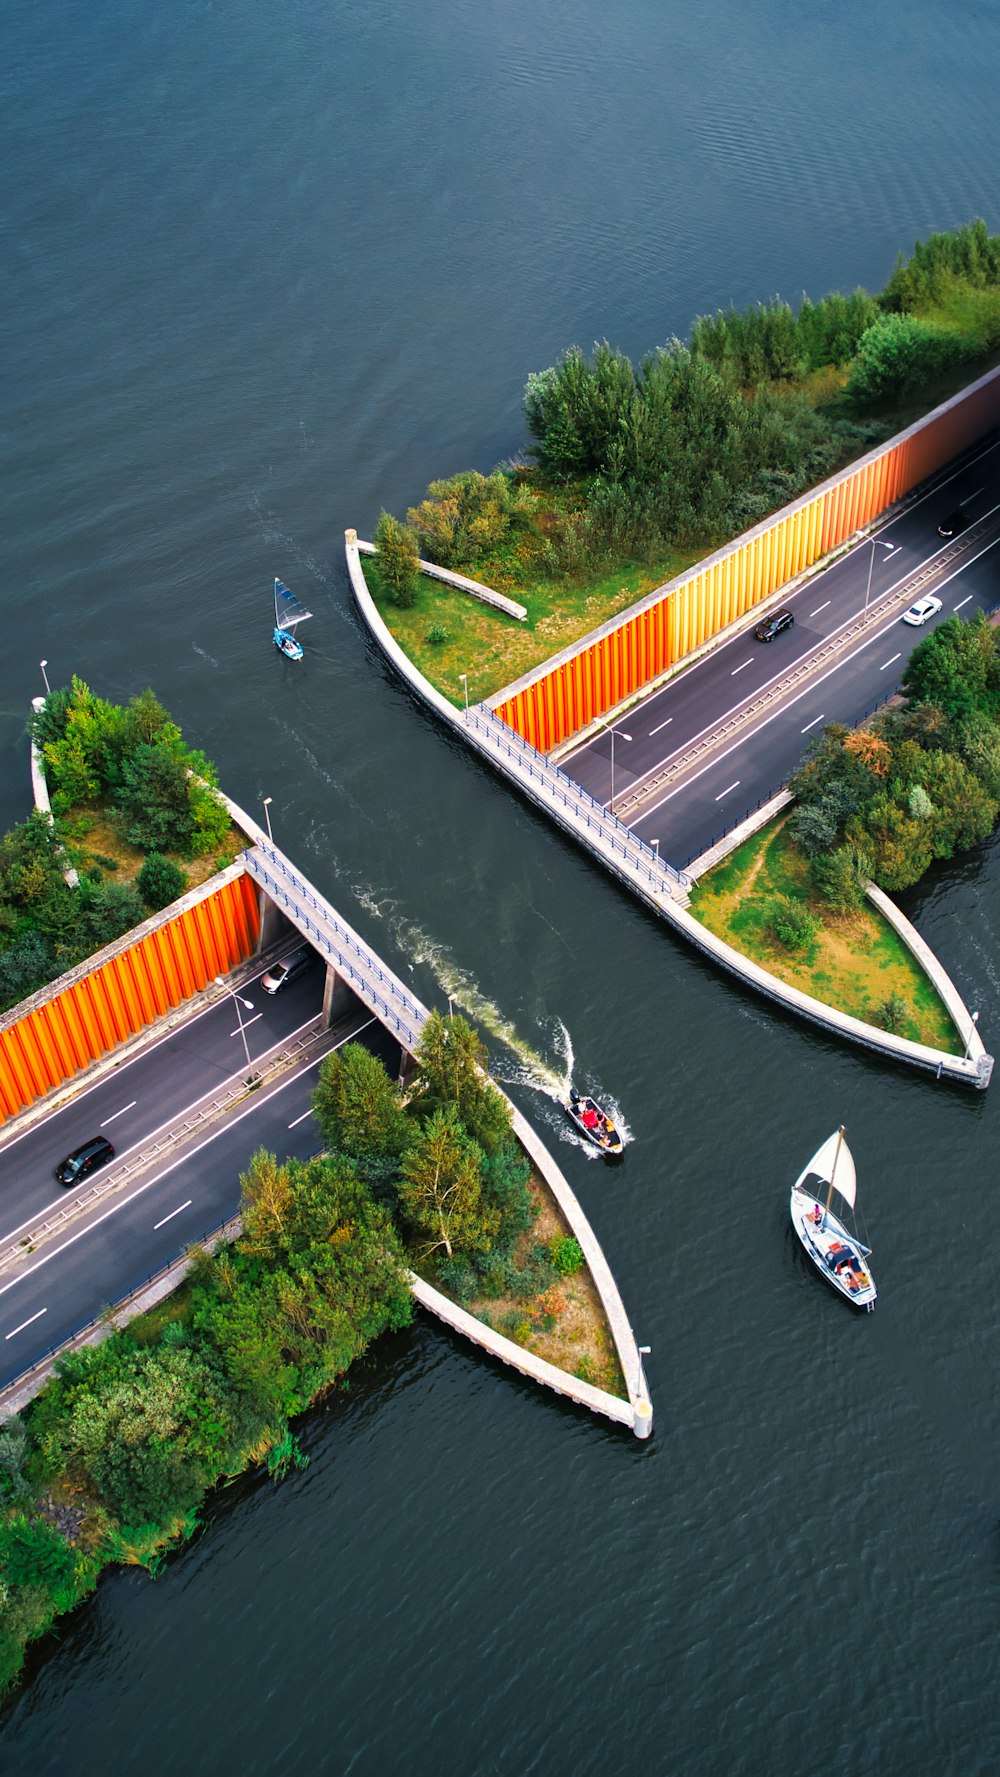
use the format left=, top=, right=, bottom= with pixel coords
left=347, top=531, right=992, bottom=1090
left=356, top=538, right=527, bottom=621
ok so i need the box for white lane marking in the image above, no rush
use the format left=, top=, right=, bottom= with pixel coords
left=5, top=1307, right=46, bottom=1340
left=808, top=600, right=830, bottom=617
left=101, top=1101, right=137, bottom=1127
left=630, top=527, right=1000, bottom=830
left=954, top=595, right=973, bottom=612
left=715, top=780, right=740, bottom=801
left=730, top=659, right=754, bottom=675
left=649, top=717, right=673, bottom=737
left=153, top=1200, right=192, bottom=1231
left=880, top=652, right=902, bottom=672
left=229, top=1014, right=263, bottom=1037
left=0, top=1017, right=379, bottom=1306
left=0, top=1007, right=327, bottom=1253
left=801, top=713, right=826, bottom=734
left=288, top=1109, right=313, bottom=1129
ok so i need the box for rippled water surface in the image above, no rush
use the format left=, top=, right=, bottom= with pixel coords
left=2, top=1, right=1000, bottom=1770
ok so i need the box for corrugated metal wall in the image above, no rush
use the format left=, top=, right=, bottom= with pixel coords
left=494, top=369, right=1000, bottom=751
left=0, top=870, right=261, bottom=1121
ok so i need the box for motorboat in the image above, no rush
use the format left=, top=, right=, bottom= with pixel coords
left=566, top=1089, right=625, bottom=1155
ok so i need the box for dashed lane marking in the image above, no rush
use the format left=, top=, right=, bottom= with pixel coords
left=5, top=1308, right=46, bottom=1341
left=153, top=1200, right=192, bottom=1231
left=101, top=1101, right=137, bottom=1126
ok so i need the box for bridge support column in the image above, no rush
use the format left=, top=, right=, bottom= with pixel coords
left=255, top=887, right=285, bottom=956
left=321, top=962, right=355, bottom=1030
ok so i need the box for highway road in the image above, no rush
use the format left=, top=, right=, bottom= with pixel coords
left=0, top=966, right=402, bottom=1390
left=560, top=436, right=1000, bottom=867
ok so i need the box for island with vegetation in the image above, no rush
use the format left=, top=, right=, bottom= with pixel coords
left=689, top=613, right=1000, bottom=1041
left=0, top=679, right=237, bottom=1015
left=0, top=1010, right=625, bottom=1696
left=366, top=220, right=1000, bottom=708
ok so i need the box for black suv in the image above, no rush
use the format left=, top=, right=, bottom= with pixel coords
left=937, top=508, right=969, bottom=538
left=754, top=607, right=794, bottom=643
left=55, top=1135, right=115, bottom=1188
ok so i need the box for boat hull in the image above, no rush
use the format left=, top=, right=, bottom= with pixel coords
left=790, top=1184, right=876, bottom=1309
left=566, top=1094, right=624, bottom=1155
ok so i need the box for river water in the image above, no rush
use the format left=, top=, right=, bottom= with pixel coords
left=2, top=1, right=1000, bottom=1769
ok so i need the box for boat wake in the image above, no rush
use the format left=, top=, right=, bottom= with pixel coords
left=350, top=894, right=632, bottom=1150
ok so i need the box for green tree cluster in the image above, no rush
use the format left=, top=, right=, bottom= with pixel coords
left=790, top=615, right=1000, bottom=893
left=0, top=1143, right=414, bottom=1693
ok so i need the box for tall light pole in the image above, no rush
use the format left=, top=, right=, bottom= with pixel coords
left=447, top=993, right=455, bottom=1022
left=863, top=537, right=896, bottom=623
left=262, top=796, right=273, bottom=842
left=459, top=672, right=469, bottom=715
left=40, top=660, right=50, bottom=696
left=636, top=1344, right=651, bottom=1401
left=964, top=1010, right=980, bottom=1063
left=601, top=721, right=632, bottom=816
left=215, top=975, right=258, bottom=1085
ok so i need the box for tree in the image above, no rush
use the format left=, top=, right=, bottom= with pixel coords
left=136, top=852, right=186, bottom=911
left=312, top=1044, right=412, bottom=1178
left=398, top=1106, right=498, bottom=1260
left=113, top=744, right=193, bottom=852
left=374, top=510, right=420, bottom=607
left=847, top=313, right=966, bottom=404
left=901, top=614, right=1000, bottom=724
left=408, top=1011, right=511, bottom=1155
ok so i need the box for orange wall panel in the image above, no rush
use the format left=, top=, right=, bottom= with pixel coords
left=0, top=872, right=261, bottom=1120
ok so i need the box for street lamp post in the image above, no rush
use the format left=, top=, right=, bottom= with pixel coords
left=447, top=994, right=455, bottom=1022
left=215, top=975, right=258, bottom=1085
left=964, top=1010, right=980, bottom=1063
left=262, top=796, right=273, bottom=842
left=607, top=724, right=633, bottom=816
left=459, top=672, right=469, bottom=716
left=636, top=1344, right=651, bottom=1401
left=40, top=660, right=50, bottom=697
left=863, top=537, right=896, bottom=623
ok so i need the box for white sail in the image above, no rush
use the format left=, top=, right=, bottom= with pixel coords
left=809, top=1128, right=857, bottom=1208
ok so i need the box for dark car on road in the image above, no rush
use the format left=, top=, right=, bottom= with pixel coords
left=261, top=946, right=314, bottom=995
left=938, top=507, right=970, bottom=538
left=55, top=1135, right=115, bottom=1188
left=754, top=607, right=794, bottom=642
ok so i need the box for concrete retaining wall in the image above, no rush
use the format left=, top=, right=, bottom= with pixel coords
left=347, top=532, right=992, bottom=1089
left=356, top=537, right=528, bottom=621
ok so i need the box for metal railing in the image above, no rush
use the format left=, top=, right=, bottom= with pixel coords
left=461, top=705, right=690, bottom=894
left=243, top=842, right=428, bottom=1051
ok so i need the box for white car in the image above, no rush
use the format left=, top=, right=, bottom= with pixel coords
left=902, top=595, right=943, bottom=627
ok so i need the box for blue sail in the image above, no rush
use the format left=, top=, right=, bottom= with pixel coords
left=272, top=577, right=313, bottom=660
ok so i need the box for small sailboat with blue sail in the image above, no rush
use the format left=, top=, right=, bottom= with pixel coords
left=790, top=1126, right=876, bottom=1310
left=272, top=577, right=312, bottom=661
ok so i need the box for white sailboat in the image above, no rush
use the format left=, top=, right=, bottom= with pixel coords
left=272, top=577, right=313, bottom=661
left=789, top=1127, right=876, bottom=1310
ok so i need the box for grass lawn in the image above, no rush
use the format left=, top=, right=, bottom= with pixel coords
left=364, top=551, right=703, bottom=709
left=64, top=804, right=243, bottom=896
left=689, top=816, right=961, bottom=1052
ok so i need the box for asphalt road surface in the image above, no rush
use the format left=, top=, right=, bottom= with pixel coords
left=0, top=972, right=401, bottom=1389
left=561, top=436, right=1000, bottom=867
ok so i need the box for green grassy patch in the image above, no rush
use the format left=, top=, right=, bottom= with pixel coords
left=364, top=550, right=702, bottom=708
left=689, top=817, right=961, bottom=1051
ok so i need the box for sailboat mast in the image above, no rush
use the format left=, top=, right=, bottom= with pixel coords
left=824, top=1125, right=846, bottom=1224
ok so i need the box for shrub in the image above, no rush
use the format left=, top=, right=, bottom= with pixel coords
left=873, top=993, right=909, bottom=1035
left=762, top=894, right=818, bottom=951
left=137, top=853, right=187, bottom=911
left=847, top=313, right=967, bottom=404
left=425, top=624, right=450, bottom=646
left=548, top=1234, right=584, bottom=1276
